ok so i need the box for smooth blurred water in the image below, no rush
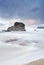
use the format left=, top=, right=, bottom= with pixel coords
left=0, top=29, right=44, bottom=65
left=0, top=29, right=44, bottom=48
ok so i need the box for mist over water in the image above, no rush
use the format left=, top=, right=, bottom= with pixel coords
left=0, top=24, right=44, bottom=65
left=0, top=29, right=44, bottom=48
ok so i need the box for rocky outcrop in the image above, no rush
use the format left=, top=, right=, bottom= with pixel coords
left=7, top=22, right=26, bottom=31
left=37, top=27, right=44, bottom=29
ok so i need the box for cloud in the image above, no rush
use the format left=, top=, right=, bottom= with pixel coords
left=0, top=0, right=44, bottom=24
left=24, top=19, right=37, bottom=25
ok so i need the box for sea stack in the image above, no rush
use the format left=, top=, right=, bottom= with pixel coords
left=7, top=22, right=26, bottom=31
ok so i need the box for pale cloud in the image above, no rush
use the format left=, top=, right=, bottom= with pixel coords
left=0, top=17, right=37, bottom=26
left=9, top=18, right=36, bottom=26
left=0, top=17, right=23, bottom=26
left=24, top=19, right=36, bottom=25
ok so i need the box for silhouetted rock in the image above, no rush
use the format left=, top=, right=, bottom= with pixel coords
left=7, top=22, right=26, bottom=31
left=2, top=30, right=7, bottom=32
left=37, top=27, right=44, bottom=29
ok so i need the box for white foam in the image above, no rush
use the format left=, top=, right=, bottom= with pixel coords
left=0, top=29, right=44, bottom=65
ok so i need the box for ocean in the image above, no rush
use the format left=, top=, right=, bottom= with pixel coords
left=0, top=28, right=44, bottom=65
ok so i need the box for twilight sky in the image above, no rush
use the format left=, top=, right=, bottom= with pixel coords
left=0, top=0, right=44, bottom=25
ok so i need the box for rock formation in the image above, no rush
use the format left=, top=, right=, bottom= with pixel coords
left=7, top=22, right=26, bottom=31
left=37, top=26, right=44, bottom=29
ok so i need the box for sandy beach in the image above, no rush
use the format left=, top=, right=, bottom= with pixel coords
left=25, top=59, right=44, bottom=65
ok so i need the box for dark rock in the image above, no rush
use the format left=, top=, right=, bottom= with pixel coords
left=2, top=30, right=8, bottom=32
left=37, top=27, right=44, bottom=29
left=7, top=22, right=26, bottom=31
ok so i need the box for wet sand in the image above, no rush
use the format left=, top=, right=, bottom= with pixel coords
left=25, top=59, right=44, bottom=65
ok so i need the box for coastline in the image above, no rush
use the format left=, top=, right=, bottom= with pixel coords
left=25, top=59, right=44, bottom=65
